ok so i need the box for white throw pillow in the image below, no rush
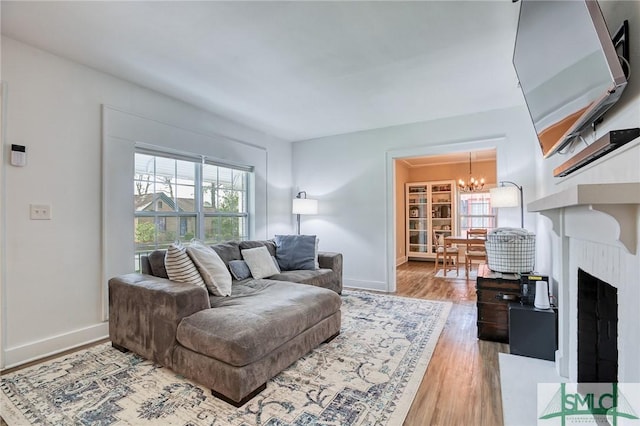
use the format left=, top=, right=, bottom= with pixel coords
left=241, top=246, right=280, bottom=279
left=186, top=241, right=232, bottom=297
left=164, top=242, right=206, bottom=289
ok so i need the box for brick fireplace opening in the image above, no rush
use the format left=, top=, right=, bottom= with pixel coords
left=577, top=268, right=618, bottom=383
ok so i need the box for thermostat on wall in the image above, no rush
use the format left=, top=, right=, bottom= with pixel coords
left=11, top=144, right=26, bottom=167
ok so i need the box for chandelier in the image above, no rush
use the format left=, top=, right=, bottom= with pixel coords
left=458, top=152, right=485, bottom=192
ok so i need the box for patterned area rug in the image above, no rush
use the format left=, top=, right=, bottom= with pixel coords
left=1, top=291, right=451, bottom=425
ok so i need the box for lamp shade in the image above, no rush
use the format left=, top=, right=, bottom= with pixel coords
left=490, top=186, right=520, bottom=208
left=292, top=198, right=318, bottom=215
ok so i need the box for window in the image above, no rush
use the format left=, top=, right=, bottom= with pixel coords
left=458, top=191, right=496, bottom=235
left=179, top=217, right=188, bottom=237
left=134, top=150, right=251, bottom=271
left=202, top=163, right=248, bottom=242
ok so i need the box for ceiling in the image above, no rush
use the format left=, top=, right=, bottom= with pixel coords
left=1, top=1, right=523, bottom=142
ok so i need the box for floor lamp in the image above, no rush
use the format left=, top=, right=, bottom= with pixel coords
left=490, top=181, right=524, bottom=228
left=292, top=191, right=318, bottom=234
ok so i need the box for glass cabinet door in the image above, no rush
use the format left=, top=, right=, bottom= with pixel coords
left=407, top=186, right=429, bottom=253
left=430, top=182, right=453, bottom=251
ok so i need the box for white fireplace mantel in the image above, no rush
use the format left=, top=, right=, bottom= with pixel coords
left=528, top=183, right=640, bottom=254
left=528, top=183, right=640, bottom=380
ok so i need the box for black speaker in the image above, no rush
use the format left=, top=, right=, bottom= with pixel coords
left=509, top=304, right=557, bottom=361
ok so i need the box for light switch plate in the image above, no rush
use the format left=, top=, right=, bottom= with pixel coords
left=30, top=204, right=52, bottom=220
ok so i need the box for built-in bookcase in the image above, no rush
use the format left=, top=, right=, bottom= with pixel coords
left=406, top=180, right=457, bottom=259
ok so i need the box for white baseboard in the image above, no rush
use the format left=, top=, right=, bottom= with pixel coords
left=396, top=256, right=407, bottom=267
left=2, top=322, right=109, bottom=370
left=343, top=278, right=389, bottom=292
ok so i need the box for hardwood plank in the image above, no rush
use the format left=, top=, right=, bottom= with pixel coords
left=397, top=260, right=509, bottom=426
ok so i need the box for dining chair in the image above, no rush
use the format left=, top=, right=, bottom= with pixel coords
left=467, top=228, right=488, bottom=239
left=465, top=228, right=487, bottom=277
left=433, top=230, right=459, bottom=276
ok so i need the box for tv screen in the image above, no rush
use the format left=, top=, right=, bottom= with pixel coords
left=513, top=0, right=627, bottom=158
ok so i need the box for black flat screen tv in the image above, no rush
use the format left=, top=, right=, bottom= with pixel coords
left=513, top=0, right=628, bottom=159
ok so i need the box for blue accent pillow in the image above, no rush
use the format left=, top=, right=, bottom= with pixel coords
left=228, top=259, right=251, bottom=280
left=274, top=235, right=317, bottom=271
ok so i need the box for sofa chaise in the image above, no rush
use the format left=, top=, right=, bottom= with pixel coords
left=108, top=239, right=343, bottom=406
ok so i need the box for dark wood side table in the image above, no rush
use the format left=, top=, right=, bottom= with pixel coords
left=475, top=264, right=521, bottom=342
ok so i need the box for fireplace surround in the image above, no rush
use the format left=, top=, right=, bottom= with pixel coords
left=529, top=183, right=640, bottom=383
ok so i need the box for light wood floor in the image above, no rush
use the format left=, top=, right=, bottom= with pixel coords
left=397, top=260, right=509, bottom=426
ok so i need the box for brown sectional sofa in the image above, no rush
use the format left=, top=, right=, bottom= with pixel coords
left=108, top=239, right=343, bottom=406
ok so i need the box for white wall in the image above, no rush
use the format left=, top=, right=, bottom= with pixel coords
left=0, top=37, right=293, bottom=368
left=292, top=106, right=540, bottom=291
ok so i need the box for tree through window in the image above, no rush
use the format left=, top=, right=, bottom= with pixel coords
left=134, top=150, right=251, bottom=271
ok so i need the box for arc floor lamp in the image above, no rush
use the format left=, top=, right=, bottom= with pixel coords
left=292, top=191, right=318, bottom=234
left=490, top=181, right=524, bottom=228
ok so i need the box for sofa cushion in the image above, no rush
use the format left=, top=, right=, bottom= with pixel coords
left=210, top=241, right=241, bottom=266
left=176, top=280, right=341, bottom=367
left=241, top=247, right=280, bottom=279
left=238, top=240, right=277, bottom=256
left=186, top=241, right=232, bottom=297
left=268, top=268, right=331, bottom=285
left=147, top=250, right=169, bottom=279
left=274, top=235, right=317, bottom=271
left=164, top=243, right=206, bottom=289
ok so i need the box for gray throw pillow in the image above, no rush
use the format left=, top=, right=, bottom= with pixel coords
left=274, top=234, right=317, bottom=271
left=228, top=260, right=252, bottom=280
left=229, top=257, right=281, bottom=280
left=242, top=246, right=280, bottom=279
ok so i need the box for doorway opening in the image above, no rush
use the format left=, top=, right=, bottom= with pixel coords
left=394, top=149, right=497, bottom=270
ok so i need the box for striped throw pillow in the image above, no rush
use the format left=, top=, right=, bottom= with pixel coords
left=164, top=242, right=206, bottom=289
